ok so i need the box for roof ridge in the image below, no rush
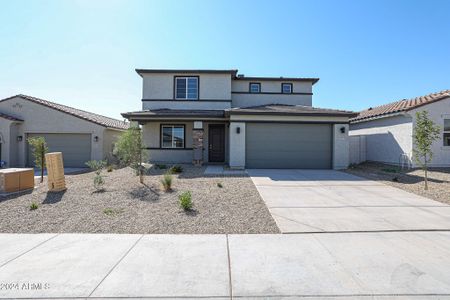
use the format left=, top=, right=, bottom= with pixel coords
left=17, top=94, right=124, bottom=122
left=351, top=89, right=450, bottom=122
left=0, top=94, right=129, bottom=130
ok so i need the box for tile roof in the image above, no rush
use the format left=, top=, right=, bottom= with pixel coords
left=0, top=94, right=129, bottom=130
left=227, top=104, right=356, bottom=117
left=122, top=109, right=225, bottom=119
left=351, top=90, right=450, bottom=123
left=0, top=112, right=23, bottom=122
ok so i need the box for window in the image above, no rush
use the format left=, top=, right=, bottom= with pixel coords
left=175, top=77, right=198, bottom=100
left=249, top=82, right=261, bottom=93
left=282, top=83, right=293, bottom=94
left=161, top=125, right=185, bottom=148
left=444, top=119, right=450, bottom=146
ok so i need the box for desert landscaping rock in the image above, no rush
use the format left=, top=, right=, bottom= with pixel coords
left=0, top=165, right=279, bottom=234
left=346, top=162, right=450, bottom=205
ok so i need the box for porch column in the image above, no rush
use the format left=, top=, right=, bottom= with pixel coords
left=332, top=124, right=350, bottom=170
left=229, top=122, right=246, bottom=169
left=192, top=121, right=204, bottom=166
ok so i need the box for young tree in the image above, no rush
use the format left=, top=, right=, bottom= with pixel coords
left=113, top=125, right=148, bottom=183
left=413, top=111, right=441, bottom=190
left=27, top=136, right=49, bottom=183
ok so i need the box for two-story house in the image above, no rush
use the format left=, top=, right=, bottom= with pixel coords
left=122, top=69, right=355, bottom=169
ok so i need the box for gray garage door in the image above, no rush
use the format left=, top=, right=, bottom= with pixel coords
left=246, top=123, right=332, bottom=169
left=27, top=133, right=92, bottom=167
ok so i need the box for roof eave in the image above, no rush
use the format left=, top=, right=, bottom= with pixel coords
left=135, top=69, right=238, bottom=77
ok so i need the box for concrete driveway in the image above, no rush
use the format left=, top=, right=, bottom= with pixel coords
left=248, top=169, right=450, bottom=233
left=1, top=233, right=450, bottom=299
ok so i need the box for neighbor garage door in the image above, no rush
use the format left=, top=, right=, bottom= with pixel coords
left=246, top=123, right=332, bottom=169
left=27, top=133, right=92, bottom=167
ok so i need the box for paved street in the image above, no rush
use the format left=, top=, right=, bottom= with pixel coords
left=248, top=169, right=450, bottom=233
left=1, top=233, right=450, bottom=299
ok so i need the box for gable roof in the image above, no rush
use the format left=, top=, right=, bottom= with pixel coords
left=227, top=104, right=356, bottom=117
left=0, top=94, right=129, bottom=130
left=351, top=90, right=450, bottom=123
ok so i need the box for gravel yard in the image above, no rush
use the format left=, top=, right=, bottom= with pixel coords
left=345, top=162, right=450, bottom=205
left=0, top=165, right=279, bottom=234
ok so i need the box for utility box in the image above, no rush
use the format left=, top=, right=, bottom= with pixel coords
left=45, top=152, right=66, bottom=192
left=0, top=168, right=34, bottom=193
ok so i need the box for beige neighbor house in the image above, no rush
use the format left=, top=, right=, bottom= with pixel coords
left=122, top=69, right=356, bottom=169
left=349, top=90, right=450, bottom=167
left=0, top=94, right=129, bottom=168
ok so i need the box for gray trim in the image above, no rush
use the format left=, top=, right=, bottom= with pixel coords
left=145, top=147, right=194, bottom=150
left=228, top=111, right=355, bottom=117
left=136, top=69, right=238, bottom=76
left=235, top=120, right=350, bottom=124
left=234, top=76, right=319, bottom=84
left=231, top=91, right=313, bottom=95
left=141, top=99, right=232, bottom=102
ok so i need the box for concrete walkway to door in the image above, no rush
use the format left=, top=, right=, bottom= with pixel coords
left=248, top=169, right=450, bottom=233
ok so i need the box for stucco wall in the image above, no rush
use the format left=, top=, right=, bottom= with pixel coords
left=349, top=114, right=413, bottom=166
left=409, top=96, right=450, bottom=167
left=142, top=73, right=231, bottom=100
left=332, top=124, right=350, bottom=169
left=0, top=96, right=108, bottom=167
left=231, top=80, right=313, bottom=108
left=228, top=122, right=246, bottom=169
left=0, top=119, right=14, bottom=167
left=142, top=100, right=230, bottom=110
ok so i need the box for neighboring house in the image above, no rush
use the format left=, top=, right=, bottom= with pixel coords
left=0, top=94, right=128, bottom=168
left=122, top=69, right=355, bottom=169
left=349, top=90, right=450, bottom=167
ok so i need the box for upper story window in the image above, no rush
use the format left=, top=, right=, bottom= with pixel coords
left=282, top=83, right=293, bottom=94
left=444, top=119, right=450, bottom=146
left=175, top=77, right=198, bottom=100
left=249, top=82, right=261, bottom=93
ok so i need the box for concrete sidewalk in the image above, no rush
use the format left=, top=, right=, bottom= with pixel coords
left=248, top=169, right=450, bottom=233
left=1, top=233, right=450, bottom=299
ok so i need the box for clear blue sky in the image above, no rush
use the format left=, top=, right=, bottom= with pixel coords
left=1, top=0, right=449, bottom=119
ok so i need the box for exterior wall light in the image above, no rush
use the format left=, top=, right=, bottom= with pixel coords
left=94, top=136, right=99, bottom=142
left=17, top=136, right=23, bottom=142
left=340, top=127, right=346, bottom=134
left=236, top=127, right=241, bottom=134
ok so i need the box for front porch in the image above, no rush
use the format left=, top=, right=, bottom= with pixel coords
left=141, top=120, right=230, bottom=166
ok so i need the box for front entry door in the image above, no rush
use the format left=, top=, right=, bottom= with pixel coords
left=208, top=124, right=225, bottom=162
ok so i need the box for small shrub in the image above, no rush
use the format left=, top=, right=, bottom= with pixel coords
left=86, top=160, right=107, bottom=190
left=217, top=182, right=223, bottom=188
left=30, top=202, right=38, bottom=210
left=169, top=165, right=183, bottom=174
left=179, top=191, right=192, bottom=211
left=155, top=163, right=167, bottom=169
left=103, top=208, right=123, bottom=216
left=106, top=165, right=114, bottom=172
left=161, top=173, right=173, bottom=192
left=392, top=176, right=399, bottom=182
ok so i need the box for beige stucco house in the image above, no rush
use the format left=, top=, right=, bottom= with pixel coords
left=0, top=95, right=128, bottom=168
left=122, top=69, right=356, bottom=169
left=349, top=90, right=450, bottom=167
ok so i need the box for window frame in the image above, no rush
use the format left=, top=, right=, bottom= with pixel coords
left=249, top=82, right=261, bottom=93
left=443, top=119, right=450, bottom=147
left=281, top=83, right=293, bottom=94
left=174, top=76, right=199, bottom=100
left=160, top=124, right=186, bottom=149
